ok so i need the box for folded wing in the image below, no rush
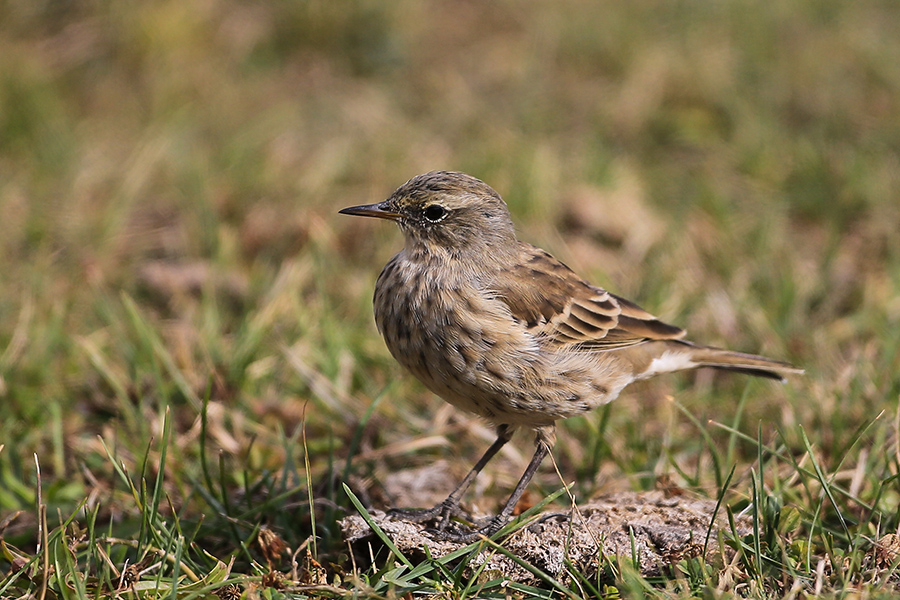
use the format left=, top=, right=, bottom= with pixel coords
left=492, top=243, right=685, bottom=350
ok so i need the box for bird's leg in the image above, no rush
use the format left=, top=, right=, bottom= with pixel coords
left=439, top=440, right=549, bottom=541
left=388, top=424, right=514, bottom=530
left=439, top=425, right=555, bottom=542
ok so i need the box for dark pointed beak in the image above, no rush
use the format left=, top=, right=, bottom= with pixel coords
left=338, top=201, right=402, bottom=221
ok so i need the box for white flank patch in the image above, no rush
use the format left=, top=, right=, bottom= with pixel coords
left=648, top=351, right=696, bottom=375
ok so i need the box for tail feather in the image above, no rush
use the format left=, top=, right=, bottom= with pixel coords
left=686, top=344, right=804, bottom=383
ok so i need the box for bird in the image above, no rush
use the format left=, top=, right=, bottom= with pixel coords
left=340, top=170, right=802, bottom=540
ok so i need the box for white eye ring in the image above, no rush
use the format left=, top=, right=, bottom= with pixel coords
left=423, top=204, right=448, bottom=222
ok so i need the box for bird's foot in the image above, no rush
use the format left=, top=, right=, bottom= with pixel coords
left=388, top=503, right=508, bottom=542
left=424, top=515, right=508, bottom=543
left=386, top=500, right=471, bottom=529
left=427, top=511, right=572, bottom=543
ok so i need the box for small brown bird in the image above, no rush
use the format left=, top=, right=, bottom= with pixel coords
left=340, top=171, right=802, bottom=539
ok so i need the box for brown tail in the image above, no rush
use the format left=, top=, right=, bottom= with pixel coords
left=684, top=342, right=804, bottom=382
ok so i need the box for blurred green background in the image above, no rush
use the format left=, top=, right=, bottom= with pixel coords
left=1, top=0, right=899, bottom=572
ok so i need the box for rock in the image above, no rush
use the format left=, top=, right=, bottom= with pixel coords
left=340, top=491, right=750, bottom=585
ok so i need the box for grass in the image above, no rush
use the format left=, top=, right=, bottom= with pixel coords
left=1, top=0, right=900, bottom=596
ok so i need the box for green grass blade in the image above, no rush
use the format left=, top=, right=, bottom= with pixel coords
left=342, top=483, right=413, bottom=570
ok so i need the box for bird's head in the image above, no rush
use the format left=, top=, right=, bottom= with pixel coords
left=340, top=171, right=517, bottom=261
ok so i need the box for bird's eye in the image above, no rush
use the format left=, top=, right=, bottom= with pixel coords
left=423, top=204, right=448, bottom=222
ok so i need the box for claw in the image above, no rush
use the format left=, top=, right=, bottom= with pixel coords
left=528, top=511, right=570, bottom=528
left=386, top=500, right=472, bottom=530
left=422, top=515, right=509, bottom=543
left=386, top=506, right=443, bottom=523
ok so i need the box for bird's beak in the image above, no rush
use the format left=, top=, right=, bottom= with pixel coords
left=339, top=201, right=402, bottom=221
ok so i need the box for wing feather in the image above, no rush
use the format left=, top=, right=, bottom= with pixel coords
left=491, top=243, right=685, bottom=350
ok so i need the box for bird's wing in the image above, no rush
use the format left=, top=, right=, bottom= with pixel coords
left=490, top=243, right=685, bottom=350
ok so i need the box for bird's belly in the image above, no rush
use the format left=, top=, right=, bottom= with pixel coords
left=374, top=275, right=631, bottom=424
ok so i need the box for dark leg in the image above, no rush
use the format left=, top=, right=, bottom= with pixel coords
left=491, top=440, right=550, bottom=527
left=388, top=424, right=514, bottom=530
left=443, top=439, right=550, bottom=541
